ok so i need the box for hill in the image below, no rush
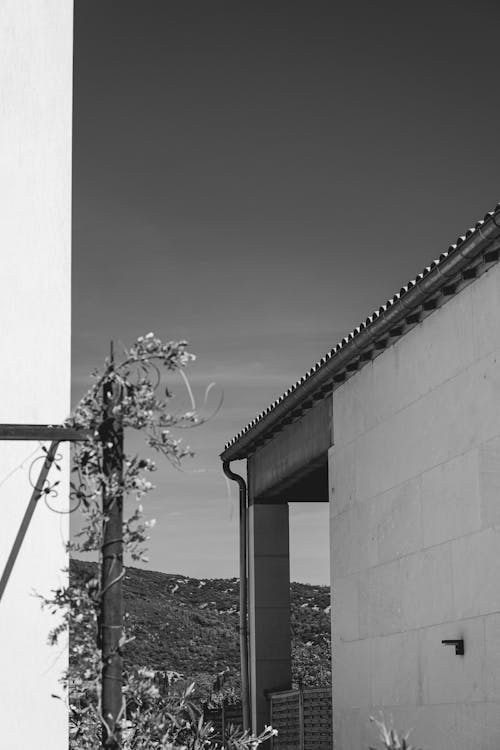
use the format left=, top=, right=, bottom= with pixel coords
left=70, top=559, right=331, bottom=698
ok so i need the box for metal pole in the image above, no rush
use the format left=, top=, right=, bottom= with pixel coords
left=0, top=440, right=60, bottom=604
left=298, top=686, right=304, bottom=750
left=100, top=343, right=124, bottom=748
left=222, top=461, right=250, bottom=731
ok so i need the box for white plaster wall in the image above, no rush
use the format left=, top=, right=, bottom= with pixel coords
left=330, top=262, right=500, bottom=750
left=0, top=2, right=72, bottom=747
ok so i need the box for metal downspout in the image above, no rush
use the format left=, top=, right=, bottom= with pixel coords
left=222, top=461, right=251, bottom=731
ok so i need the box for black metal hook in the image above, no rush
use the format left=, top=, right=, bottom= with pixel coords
left=441, top=639, right=464, bottom=655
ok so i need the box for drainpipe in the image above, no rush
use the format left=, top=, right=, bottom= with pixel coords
left=222, top=460, right=251, bottom=732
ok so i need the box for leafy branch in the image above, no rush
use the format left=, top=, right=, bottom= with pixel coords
left=39, top=333, right=273, bottom=749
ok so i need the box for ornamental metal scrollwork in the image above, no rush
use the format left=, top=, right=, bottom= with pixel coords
left=29, top=446, right=82, bottom=514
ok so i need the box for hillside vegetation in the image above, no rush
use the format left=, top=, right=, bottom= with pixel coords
left=71, top=559, right=331, bottom=700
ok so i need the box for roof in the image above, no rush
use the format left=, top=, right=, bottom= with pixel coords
left=221, top=203, right=500, bottom=462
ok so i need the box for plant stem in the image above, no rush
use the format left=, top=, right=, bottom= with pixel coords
left=100, top=347, right=124, bottom=748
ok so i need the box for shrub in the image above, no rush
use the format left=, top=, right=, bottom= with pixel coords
left=369, top=714, right=421, bottom=750
left=70, top=675, right=276, bottom=749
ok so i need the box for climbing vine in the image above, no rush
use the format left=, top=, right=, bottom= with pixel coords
left=40, top=333, right=275, bottom=749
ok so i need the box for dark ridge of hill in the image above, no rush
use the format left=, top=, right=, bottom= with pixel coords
left=70, top=559, right=331, bottom=691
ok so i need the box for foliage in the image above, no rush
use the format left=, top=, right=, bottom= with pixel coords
left=68, top=333, right=198, bottom=563
left=70, top=676, right=276, bottom=749
left=39, top=333, right=274, bottom=749
left=291, top=639, right=331, bottom=688
left=71, top=559, right=331, bottom=701
left=369, top=714, right=421, bottom=750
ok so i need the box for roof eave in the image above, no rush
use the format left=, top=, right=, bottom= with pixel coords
left=221, top=207, right=500, bottom=462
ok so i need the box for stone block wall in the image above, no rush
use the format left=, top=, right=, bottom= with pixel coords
left=330, top=263, right=500, bottom=749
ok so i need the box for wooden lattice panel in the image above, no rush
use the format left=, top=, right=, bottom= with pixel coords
left=271, top=690, right=301, bottom=750
left=204, top=702, right=243, bottom=743
left=303, top=688, right=332, bottom=750
left=270, top=688, right=332, bottom=750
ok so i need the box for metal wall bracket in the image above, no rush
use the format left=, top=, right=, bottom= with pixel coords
left=0, top=424, right=89, bottom=605
left=441, top=639, right=464, bottom=655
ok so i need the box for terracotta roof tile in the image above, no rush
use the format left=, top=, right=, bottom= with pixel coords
left=223, top=202, right=500, bottom=456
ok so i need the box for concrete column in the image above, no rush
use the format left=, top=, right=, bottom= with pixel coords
left=248, top=501, right=291, bottom=733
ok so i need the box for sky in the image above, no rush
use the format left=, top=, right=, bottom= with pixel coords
left=72, top=0, right=500, bottom=584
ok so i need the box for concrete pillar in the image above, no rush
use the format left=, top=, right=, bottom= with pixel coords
left=248, top=501, right=291, bottom=733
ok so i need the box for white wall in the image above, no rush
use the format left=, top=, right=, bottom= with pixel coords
left=330, top=262, right=500, bottom=749
left=0, top=2, right=73, bottom=747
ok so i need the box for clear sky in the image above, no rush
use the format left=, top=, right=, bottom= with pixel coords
left=72, top=0, right=500, bottom=584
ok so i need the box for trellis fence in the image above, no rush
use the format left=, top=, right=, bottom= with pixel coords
left=269, top=687, right=332, bottom=750
left=203, top=701, right=243, bottom=741
left=204, top=688, right=332, bottom=749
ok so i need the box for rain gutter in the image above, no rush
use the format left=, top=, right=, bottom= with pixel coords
left=221, top=208, right=500, bottom=462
